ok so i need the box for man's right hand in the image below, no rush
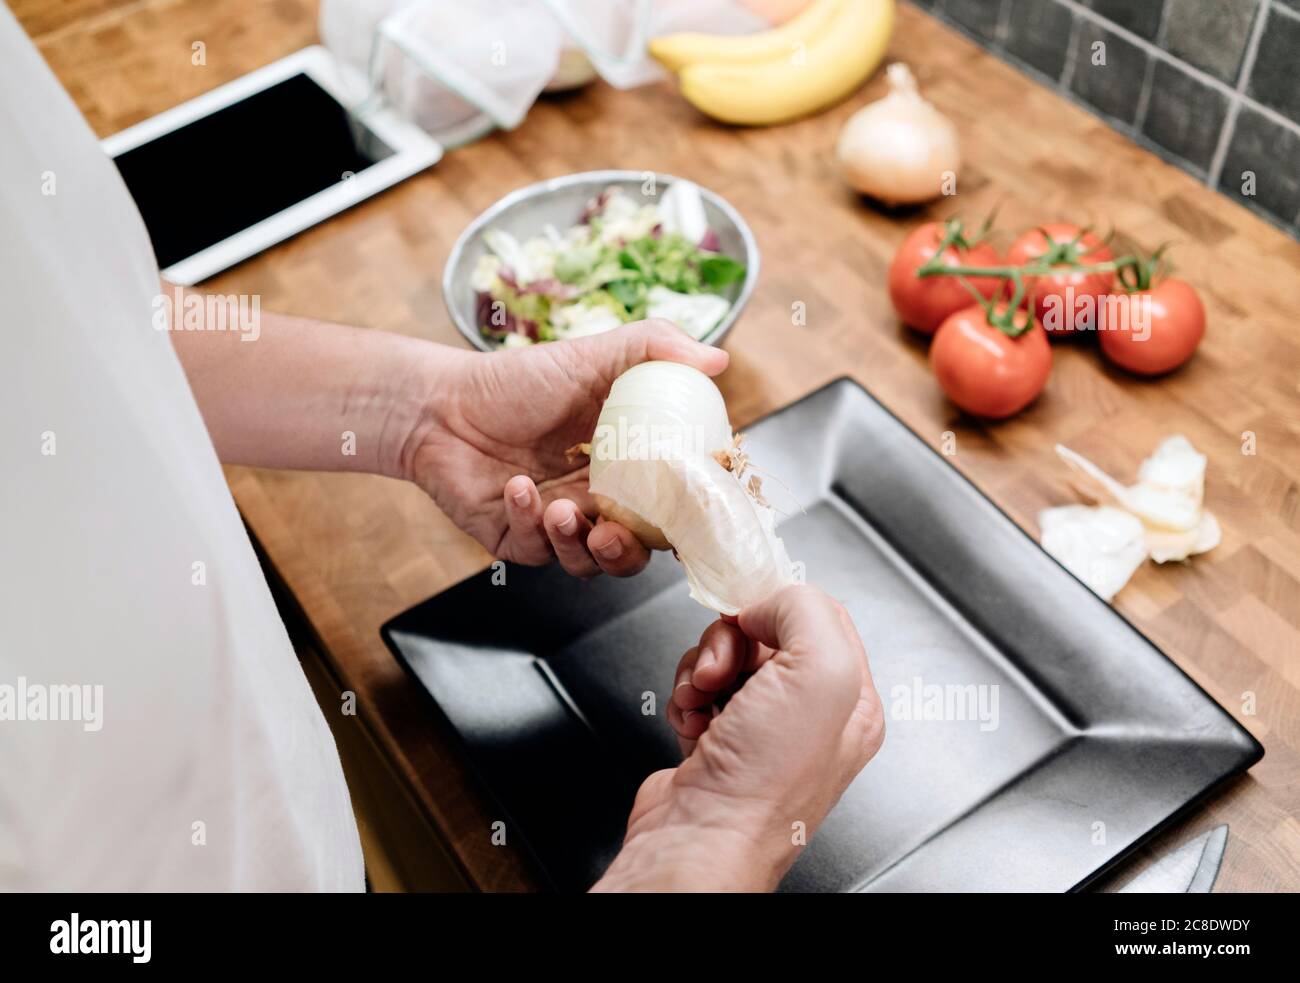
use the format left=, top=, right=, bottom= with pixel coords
left=592, top=585, right=885, bottom=892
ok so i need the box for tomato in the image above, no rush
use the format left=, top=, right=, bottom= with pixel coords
left=888, top=222, right=1002, bottom=334
left=930, top=303, right=1052, bottom=418
left=1005, top=223, right=1113, bottom=336
left=1099, top=277, right=1205, bottom=375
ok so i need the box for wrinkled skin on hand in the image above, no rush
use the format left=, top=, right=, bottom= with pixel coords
left=406, top=319, right=727, bottom=578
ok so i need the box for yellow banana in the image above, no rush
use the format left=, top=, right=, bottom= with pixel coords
left=677, top=0, right=895, bottom=126
left=648, top=0, right=848, bottom=72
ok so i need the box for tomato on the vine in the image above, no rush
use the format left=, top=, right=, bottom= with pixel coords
left=930, top=303, right=1052, bottom=418
left=1099, top=276, right=1205, bottom=375
left=1005, top=224, right=1113, bottom=336
left=889, top=221, right=1002, bottom=334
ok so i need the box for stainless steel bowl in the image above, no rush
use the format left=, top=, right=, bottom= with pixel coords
left=442, top=170, right=760, bottom=352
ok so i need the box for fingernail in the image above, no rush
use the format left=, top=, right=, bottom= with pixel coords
left=682, top=709, right=697, bottom=722
left=556, top=512, right=578, bottom=536
left=696, top=647, right=716, bottom=673
left=675, top=668, right=692, bottom=691
left=512, top=489, right=531, bottom=508
left=595, top=536, right=624, bottom=560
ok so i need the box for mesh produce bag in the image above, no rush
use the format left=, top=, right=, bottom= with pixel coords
left=319, top=0, right=767, bottom=144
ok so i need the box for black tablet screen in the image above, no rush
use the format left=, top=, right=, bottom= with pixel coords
left=112, top=72, right=393, bottom=268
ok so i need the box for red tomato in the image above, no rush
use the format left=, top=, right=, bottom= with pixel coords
left=1099, top=277, right=1205, bottom=375
left=930, top=304, right=1052, bottom=418
left=888, top=223, right=1003, bottom=334
left=1005, top=223, right=1113, bottom=336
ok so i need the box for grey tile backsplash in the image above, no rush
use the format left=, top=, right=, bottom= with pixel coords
left=909, top=0, right=1300, bottom=237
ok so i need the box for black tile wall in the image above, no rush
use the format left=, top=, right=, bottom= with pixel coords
left=1084, top=0, right=1162, bottom=41
left=1164, top=0, right=1259, bottom=84
left=1069, top=20, right=1150, bottom=125
left=1142, top=61, right=1230, bottom=172
left=1003, top=0, right=1073, bottom=79
left=910, top=0, right=1300, bottom=237
left=1246, top=7, right=1300, bottom=123
left=943, top=0, right=1003, bottom=42
left=1217, top=107, right=1300, bottom=221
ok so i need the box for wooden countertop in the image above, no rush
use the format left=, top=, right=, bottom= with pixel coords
left=22, top=0, right=1300, bottom=892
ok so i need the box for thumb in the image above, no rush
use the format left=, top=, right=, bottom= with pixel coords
left=578, top=318, right=728, bottom=384
left=737, top=585, right=848, bottom=658
left=737, top=585, right=866, bottom=711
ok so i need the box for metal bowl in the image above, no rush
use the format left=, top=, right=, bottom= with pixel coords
left=442, top=170, right=760, bottom=352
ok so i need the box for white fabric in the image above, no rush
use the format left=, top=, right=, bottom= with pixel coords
left=0, top=7, right=364, bottom=892
left=319, top=0, right=766, bottom=142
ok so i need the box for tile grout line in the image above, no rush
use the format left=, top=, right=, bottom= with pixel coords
left=1059, top=3, right=1083, bottom=92
left=995, top=0, right=1012, bottom=47
left=1208, top=0, right=1273, bottom=188
left=1132, top=50, right=1158, bottom=138
left=1154, top=0, right=1172, bottom=47
left=1232, top=0, right=1269, bottom=95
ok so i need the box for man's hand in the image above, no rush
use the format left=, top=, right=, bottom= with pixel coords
left=167, top=289, right=723, bottom=576
left=592, top=585, right=885, bottom=892
left=402, top=319, right=727, bottom=577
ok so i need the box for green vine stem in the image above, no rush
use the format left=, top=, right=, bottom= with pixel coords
left=913, top=223, right=1149, bottom=337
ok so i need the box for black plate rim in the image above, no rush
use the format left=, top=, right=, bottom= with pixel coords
left=380, top=375, right=1264, bottom=891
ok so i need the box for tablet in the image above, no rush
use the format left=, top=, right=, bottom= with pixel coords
left=102, top=46, right=443, bottom=285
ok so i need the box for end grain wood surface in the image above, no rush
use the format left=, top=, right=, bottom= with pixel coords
left=16, top=0, right=1299, bottom=891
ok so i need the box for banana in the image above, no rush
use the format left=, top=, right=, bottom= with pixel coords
left=675, top=0, right=895, bottom=127
left=648, top=0, right=848, bottom=73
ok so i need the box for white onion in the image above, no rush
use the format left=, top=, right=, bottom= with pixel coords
left=545, top=47, right=598, bottom=92
left=588, top=361, right=797, bottom=615
left=836, top=63, right=961, bottom=206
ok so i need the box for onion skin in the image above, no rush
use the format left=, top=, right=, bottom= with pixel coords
left=836, top=63, right=960, bottom=206
left=594, top=493, right=672, bottom=551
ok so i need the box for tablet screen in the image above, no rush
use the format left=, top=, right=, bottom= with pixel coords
left=112, top=72, right=394, bottom=268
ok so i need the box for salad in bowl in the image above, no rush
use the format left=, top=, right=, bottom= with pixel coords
left=468, top=180, right=749, bottom=348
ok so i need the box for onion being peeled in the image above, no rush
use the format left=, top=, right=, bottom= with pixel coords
left=836, top=62, right=960, bottom=206
left=587, top=361, right=797, bottom=615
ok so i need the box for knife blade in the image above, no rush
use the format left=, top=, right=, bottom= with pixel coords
left=1118, top=824, right=1228, bottom=893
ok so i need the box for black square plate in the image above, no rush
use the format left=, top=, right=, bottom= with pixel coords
left=382, top=379, right=1262, bottom=892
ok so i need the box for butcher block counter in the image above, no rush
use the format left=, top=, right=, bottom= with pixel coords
left=19, top=0, right=1300, bottom=891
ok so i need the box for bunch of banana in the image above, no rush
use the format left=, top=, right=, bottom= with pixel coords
left=649, top=0, right=896, bottom=126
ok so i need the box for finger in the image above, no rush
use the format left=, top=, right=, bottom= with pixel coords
left=736, top=584, right=865, bottom=717
left=836, top=603, right=871, bottom=669
left=636, top=319, right=730, bottom=377
left=671, top=646, right=714, bottom=711
left=690, top=620, right=748, bottom=695
left=502, top=475, right=554, bottom=565
left=542, top=499, right=600, bottom=578
left=668, top=696, right=712, bottom=752
left=737, top=584, right=847, bottom=657
left=586, top=519, right=651, bottom=577
left=536, top=471, right=596, bottom=517
left=579, top=318, right=729, bottom=383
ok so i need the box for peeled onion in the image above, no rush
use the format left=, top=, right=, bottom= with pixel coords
left=587, top=361, right=797, bottom=615
left=836, top=63, right=960, bottom=206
